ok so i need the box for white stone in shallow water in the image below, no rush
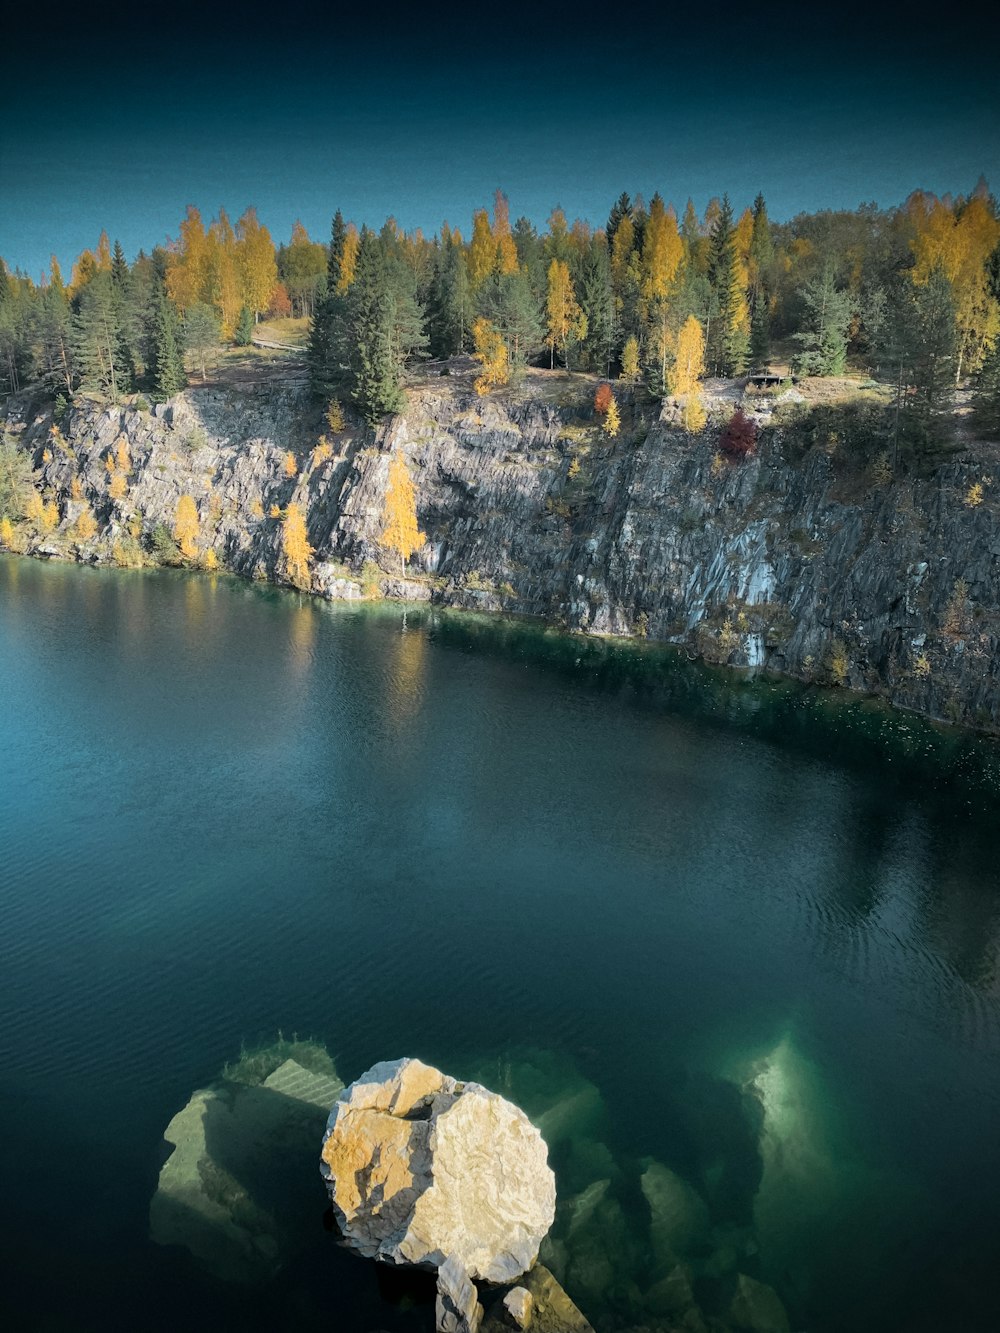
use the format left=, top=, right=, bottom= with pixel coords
left=320, top=1057, right=556, bottom=1282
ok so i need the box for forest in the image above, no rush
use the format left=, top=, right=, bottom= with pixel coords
left=2, top=185, right=999, bottom=469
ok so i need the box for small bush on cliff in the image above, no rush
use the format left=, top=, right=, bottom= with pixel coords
left=719, top=408, right=757, bottom=459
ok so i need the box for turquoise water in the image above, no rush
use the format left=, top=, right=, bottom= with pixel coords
left=1, top=555, right=999, bottom=1331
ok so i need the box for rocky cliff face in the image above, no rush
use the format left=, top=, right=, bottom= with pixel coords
left=3, top=367, right=998, bottom=733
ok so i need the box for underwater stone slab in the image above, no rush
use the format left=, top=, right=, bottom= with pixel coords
left=482, top=1265, right=594, bottom=1333
left=320, top=1057, right=556, bottom=1282
left=150, top=1057, right=342, bottom=1282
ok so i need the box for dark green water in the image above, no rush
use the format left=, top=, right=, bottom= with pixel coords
left=2, top=555, right=999, bottom=1332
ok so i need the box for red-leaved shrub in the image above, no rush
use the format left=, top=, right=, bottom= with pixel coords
left=594, top=383, right=612, bottom=416
left=719, top=407, right=757, bottom=459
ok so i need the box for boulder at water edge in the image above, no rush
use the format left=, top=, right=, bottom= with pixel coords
left=320, top=1057, right=556, bottom=1282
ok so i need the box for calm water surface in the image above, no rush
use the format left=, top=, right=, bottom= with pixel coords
left=1, top=556, right=999, bottom=1332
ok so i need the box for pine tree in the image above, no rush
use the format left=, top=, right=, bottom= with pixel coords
left=151, top=289, right=186, bottom=397
left=707, top=196, right=749, bottom=377
left=380, top=452, right=425, bottom=572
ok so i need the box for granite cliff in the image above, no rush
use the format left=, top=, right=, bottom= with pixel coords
left=2, top=365, right=997, bottom=732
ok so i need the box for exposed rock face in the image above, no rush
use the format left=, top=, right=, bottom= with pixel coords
left=5, top=367, right=999, bottom=733
left=320, top=1057, right=556, bottom=1282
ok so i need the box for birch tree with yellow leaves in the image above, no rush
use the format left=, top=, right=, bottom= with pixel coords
left=546, top=260, right=587, bottom=370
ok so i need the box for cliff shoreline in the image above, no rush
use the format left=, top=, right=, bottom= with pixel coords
left=3, top=368, right=998, bottom=736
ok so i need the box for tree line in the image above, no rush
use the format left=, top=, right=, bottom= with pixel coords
left=2, top=185, right=999, bottom=457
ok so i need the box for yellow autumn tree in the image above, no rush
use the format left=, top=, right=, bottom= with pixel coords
left=284, top=451, right=298, bottom=478
left=682, top=394, right=707, bottom=433
left=235, top=208, right=278, bottom=321
left=545, top=260, right=587, bottom=370
left=70, top=477, right=83, bottom=500
left=472, top=317, right=510, bottom=395
left=75, top=505, right=97, bottom=541
left=493, top=189, right=519, bottom=276
left=381, top=452, right=426, bottom=573
left=109, top=472, right=128, bottom=502
left=202, top=548, right=219, bottom=572
left=338, top=226, right=360, bottom=293
left=668, top=315, right=706, bottom=395
left=173, top=495, right=200, bottom=560
left=281, top=503, right=313, bottom=589
left=0, top=516, right=14, bottom=547
left=206, top=209, right=242, bottom=338
left=641, top=196, right=684, bottom=304
left=467, top=209, right=497, bottom=291
left=604, top=397, right=621, bottom=438
left=910, top=193, right=1000, bottom=381
left=621, top=335, right=640, bottom=384
left=167, top=206, right=211, bottom=313
left=115, top=437, right=131, bottom=472
left=24, top=491, right=45, bottom=526
left=41, top=501, right=60, bottom=531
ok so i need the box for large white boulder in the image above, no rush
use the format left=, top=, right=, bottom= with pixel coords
left=320, top=1057, right=556, bottom=1282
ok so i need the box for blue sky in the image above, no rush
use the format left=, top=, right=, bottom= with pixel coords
left=2, top=2, right=997, bottom=277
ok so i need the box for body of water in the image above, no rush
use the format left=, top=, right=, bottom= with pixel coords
left=1, top=556, right=999, bottom=1331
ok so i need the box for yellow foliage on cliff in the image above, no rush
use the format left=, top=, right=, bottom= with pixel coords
left=0, top=517, right=14, bottom=547
left=284, top=451, right=298, bottom=478
left=173, top=495, right=200, bottom=560
left=24, top=491, right=45, bottom=526
left=380, top=453, right=425, bottom=572
left=41, top=500, right=60, bottom=531
left=75, top=506, right=97, bottom=541
left=281, top=503, right=313, bottom=589
left=109, top=472, right=128, bottom=502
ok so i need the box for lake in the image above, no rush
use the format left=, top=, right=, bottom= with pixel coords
left=1, top=555, right=999, bottom=1331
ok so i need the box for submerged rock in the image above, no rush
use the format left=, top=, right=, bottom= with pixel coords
left=482, top=1265, right=594, bottom=1333
left=640, top=1160, right=711, bottom=1266
left=150, top=1052, right=343, bottom=1282
left=320, top=1057, right=556, bottom=1282
left=728, top=1273, right=791, bottom=1333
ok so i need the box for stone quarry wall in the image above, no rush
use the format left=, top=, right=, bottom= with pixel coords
left=3, top=371, right=998, bottom=733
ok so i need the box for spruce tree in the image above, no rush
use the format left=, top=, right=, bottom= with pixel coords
left=73, top=270, right=131, bottom=398
left=428, top=231, right=472, bottom=358
left=748, top=194, right=772, bottom=367
left=151, top=289, right=185, bottom=397
left=347, top=229, right=405, bottom=423
left=308, top=210, right=348, bottom=397
left=605, top=193, right=632, bottom=250
left=235, top=306, right=254, bottom=346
